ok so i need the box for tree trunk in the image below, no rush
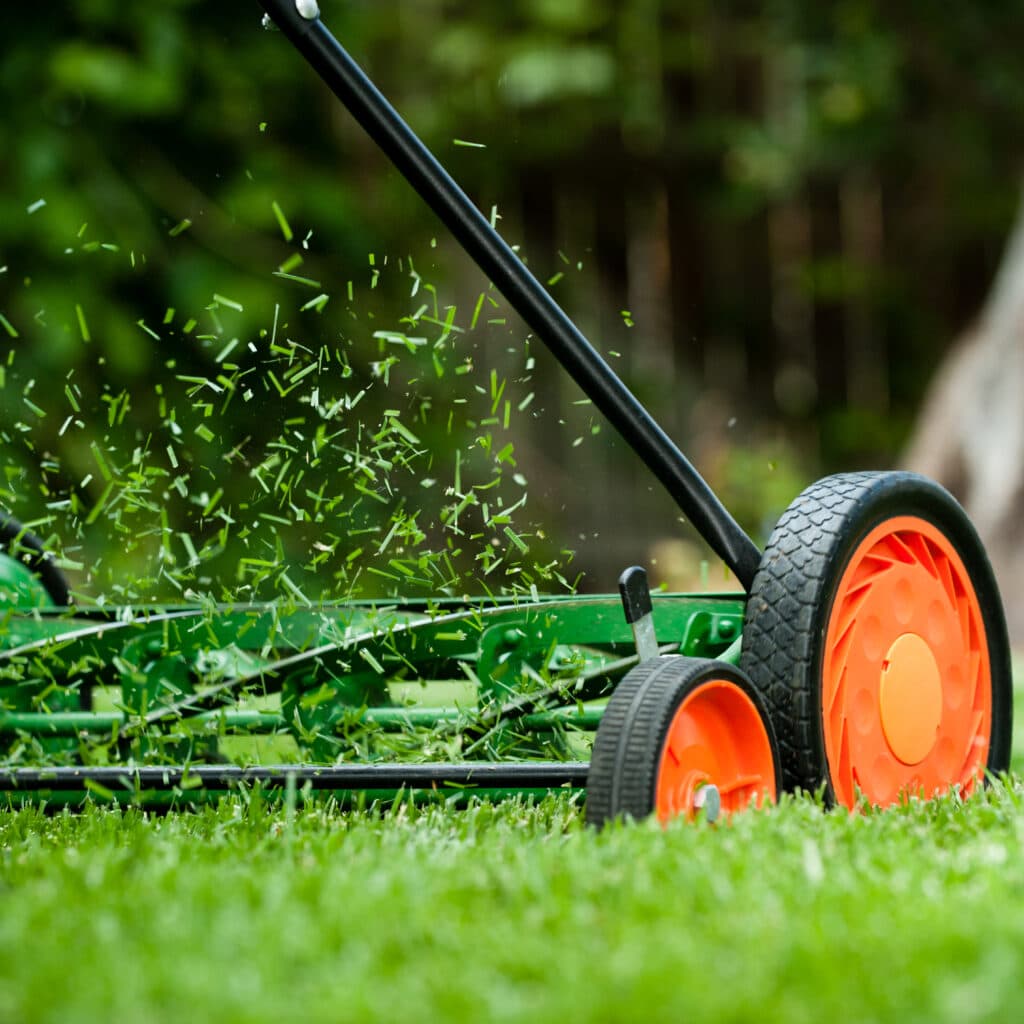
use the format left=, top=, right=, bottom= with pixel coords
left=903, top=195, right=1024, bottom=645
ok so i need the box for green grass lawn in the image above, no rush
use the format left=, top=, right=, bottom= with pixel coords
left=2, top=788, right=1024, bottom=1023
left=0, top=686, right=1022, bottom=1023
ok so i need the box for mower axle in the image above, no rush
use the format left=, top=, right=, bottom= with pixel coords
left=0, top=762, right=589, bottom=793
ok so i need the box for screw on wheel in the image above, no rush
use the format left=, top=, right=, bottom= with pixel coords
left=585, top=656, right=781, bottom=827
left=0, top=511, right=70, bottom=608
left=740, top=471, right=1012, bottom=808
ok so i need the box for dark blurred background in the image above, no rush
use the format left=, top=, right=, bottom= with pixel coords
left=3, top=1, right=1024, bottom=630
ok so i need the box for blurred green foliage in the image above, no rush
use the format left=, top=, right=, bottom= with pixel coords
left=3, top=0, right=1024, bottom=595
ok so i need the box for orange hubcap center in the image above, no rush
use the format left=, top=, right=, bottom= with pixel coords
left=879, top=632, right=942, bottom=765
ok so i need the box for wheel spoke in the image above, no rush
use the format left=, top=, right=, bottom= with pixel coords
left=936, top=553, right=959, bottom=610
left=967, top=648, right=982, bottom=710
left=828, top=665, right=847, bottom=733
left=837, top=719, right=853, bottom=798
left=716, top=773, right=763, bottom=796
left=956, top=710, right=985, bottom=780
left=905, top=531, right=940, bottom=581
left=880, top=533, right=917, bottom=565
left=843, top=561, right=892, bottom=600
left=833, top=584, right=875, bottom=640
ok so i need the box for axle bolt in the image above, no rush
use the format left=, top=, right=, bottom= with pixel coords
left=502, top=628, right=524, bottom=648
left=693, top=783, right=721, bottom=823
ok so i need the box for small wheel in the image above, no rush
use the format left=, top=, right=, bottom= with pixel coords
left=585, top=656, right=781, bottom=827
left=0, top=512, right=70, bottom=607
left=740, top=471, right=1012, bottom=809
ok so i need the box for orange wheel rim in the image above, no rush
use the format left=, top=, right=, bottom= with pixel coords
left=822, top=516, right=992, bottom=808
left=655, top=680, right=777, bottom=823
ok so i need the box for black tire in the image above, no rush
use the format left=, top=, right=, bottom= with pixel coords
left=739, top=471, right=1012, bottom=807
left=585, top=655, right=781, bottom=827
left=0, top=511, right=70, bottom=607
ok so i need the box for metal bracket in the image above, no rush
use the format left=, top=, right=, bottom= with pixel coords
left=618, top=566, right=659, bottom=663
left=678, top=609, right=741, bottom=657
left=477, top=621, right=555, bottom=700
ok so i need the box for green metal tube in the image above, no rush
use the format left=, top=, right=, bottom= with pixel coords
left=521, top=708, right=603, bottom=730
left=717, top=635, right=742, bottom=666
left=0, top=704, right=604, bottom=736
left=0, top=786, right=582, bottom=810
left=0, top=710, right=283, bottom=735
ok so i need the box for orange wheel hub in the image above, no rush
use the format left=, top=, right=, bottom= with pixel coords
left=655, top=680, right=778, bottom=823
left=822, top=516, right=991, bottom=807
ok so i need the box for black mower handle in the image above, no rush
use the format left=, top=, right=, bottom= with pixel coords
left=256, top=0, right=763, bottom=590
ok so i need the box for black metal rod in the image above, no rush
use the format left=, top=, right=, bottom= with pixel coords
left=0, top=762, right=589, bottom=792
left=255, top=1, right=762, bottom=589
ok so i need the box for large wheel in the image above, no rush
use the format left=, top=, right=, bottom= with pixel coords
left=740, top=471, right=1012, bottom=809
left=0, top=512, right=70, bottom=607
left=586, top=656, right=781, bottom=827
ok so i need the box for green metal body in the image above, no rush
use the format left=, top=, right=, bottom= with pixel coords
left=0, top=548, right=744, bottom=792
